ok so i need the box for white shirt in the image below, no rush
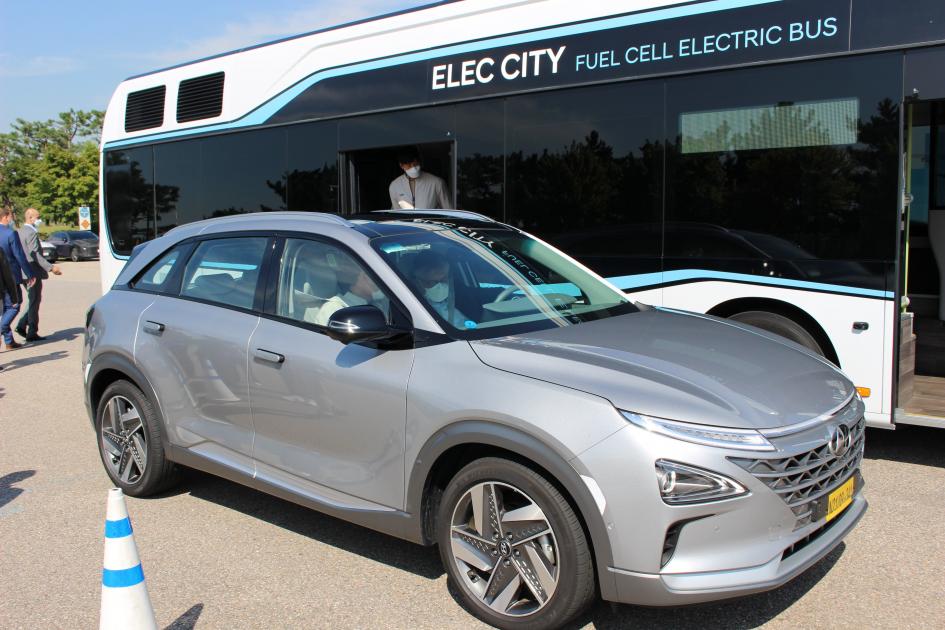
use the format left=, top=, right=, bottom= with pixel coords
left=311, top=291, right=388, bottom=327
left=389, top=171, right=451, bottom=209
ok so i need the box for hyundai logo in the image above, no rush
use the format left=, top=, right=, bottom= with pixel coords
left=827, top=424, right=853, bottom=457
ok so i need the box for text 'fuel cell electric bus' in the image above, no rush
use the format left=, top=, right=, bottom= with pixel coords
left=98, top=0, right=945, bottom=429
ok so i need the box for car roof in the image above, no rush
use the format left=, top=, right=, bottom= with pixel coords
left=116, top=210, right=518, bottom=286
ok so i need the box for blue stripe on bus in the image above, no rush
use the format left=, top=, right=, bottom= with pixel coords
left=102, top=564, right=145, bottom=588
left=608, top=269, right=894, bottom=299
left=103, top=0, right=779, bottom=149
left=104, top=517, right=133, bottom=538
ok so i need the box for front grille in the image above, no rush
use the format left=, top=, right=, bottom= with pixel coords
left=730, top=415, right=865, bottom=530
left=781, top=513, right=842, bottom=561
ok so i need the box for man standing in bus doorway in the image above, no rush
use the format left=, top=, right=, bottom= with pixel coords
left=16, top=208, right=62, bottom=342
left=389, top=147, right=451, bottom=210
left=0, top=206, right=35, bottom=350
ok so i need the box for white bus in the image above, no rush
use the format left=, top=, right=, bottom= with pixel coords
left=99, top=0, right=945, bottom=429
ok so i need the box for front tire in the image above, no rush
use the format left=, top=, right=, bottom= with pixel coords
left=95, top=379, right=178, bottom=497
left=437, top=457, right=595, bottom=629
left=70, top=247, right=80, bottom=262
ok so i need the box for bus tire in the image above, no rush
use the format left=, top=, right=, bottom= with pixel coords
left=728, top=310, right=825, bottom=356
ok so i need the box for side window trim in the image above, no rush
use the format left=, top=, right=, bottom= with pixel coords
left=128, top=241, right=194, bottom=295
left=259, top=235, right=285, bottom=314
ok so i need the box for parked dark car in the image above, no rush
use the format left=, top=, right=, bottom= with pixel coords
left=47, top=230, right=99, bottom=261
left=40, top=240, right=58, bottom=263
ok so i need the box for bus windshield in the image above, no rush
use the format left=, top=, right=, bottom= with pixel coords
left=372, top=223, right=637, bottom=338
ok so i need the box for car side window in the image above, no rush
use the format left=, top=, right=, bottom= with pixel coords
left=276, top=238, right=391, bottom=327
left=181, top=237, right=268, bottom=310
left=132, top=246, right=186, bottom=293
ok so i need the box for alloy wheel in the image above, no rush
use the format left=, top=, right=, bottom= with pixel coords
left=449, top=481, right=560, bottom=617
left=100, top=395, right=148, bottom=484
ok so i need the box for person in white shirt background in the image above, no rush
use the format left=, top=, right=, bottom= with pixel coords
left=313, top=262, right=389, bottom=327
left=389, top=147, right=451, bottom=210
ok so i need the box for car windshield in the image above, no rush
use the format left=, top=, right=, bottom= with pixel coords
left=68, top=231, right=98, bottom=240
left=372, top=220, right=637, bottom=339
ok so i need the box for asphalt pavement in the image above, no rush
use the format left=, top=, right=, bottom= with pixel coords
left=1, top=261, right=943, bottom=629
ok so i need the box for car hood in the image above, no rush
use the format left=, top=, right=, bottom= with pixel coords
left=469, top=309, right=852, bottom=430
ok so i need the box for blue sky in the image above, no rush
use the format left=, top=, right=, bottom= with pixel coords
left=0, top=0, right=436, bottom=132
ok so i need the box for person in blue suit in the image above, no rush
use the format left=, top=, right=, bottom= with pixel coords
left=0, top=206, right=35, bottom=349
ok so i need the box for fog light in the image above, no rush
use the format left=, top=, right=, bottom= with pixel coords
left=655, top=460, right=747, bottom=505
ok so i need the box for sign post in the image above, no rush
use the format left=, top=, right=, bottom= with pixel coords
left=78, top=205, right=92, bottom=230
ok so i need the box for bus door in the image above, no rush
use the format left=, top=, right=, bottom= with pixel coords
left=340, top=141, right=455, bottom=214
left=899, top=48, right=945, bottom=423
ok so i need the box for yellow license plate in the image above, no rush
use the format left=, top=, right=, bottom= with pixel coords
left=826, top=476, right=855, bottom=522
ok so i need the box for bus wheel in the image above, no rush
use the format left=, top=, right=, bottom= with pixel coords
left=728, top=310, right=825, bottom=356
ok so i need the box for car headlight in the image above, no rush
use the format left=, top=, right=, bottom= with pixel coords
left=622, top=411, right=775, bottom=452
left=655, top=460, right=747, bottom=504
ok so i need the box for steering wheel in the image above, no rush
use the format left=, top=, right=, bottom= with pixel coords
left=495, top=286, right=523, bottom=302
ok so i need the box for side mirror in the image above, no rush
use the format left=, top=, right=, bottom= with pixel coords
left=326, top=305, right=394, bottom=345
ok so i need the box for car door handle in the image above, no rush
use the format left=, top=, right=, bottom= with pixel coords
left=143, top=320, right=165, bottom=334
left=254, top=348, right=285, bottom=365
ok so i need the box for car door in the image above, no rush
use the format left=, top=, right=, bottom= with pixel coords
left=134, top=235, right=269, bottom=476
left=248, top=236, right=414, bottom=509
left=49, top=232, right=66, bottom=257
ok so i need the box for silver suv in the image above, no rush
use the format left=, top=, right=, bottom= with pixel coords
left=83, top=211, right=866, bottom=628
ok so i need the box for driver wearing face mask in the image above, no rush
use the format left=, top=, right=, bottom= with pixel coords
left=389, top=147, right=451, bottom=210
left=314, top=264, right=389, bottom=327
left=411, top=250, right=469, bottom=328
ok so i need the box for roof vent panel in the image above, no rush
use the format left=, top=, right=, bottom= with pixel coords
left=177, top=72, right=225, bottom=123
left=125, top=86, right=166, bottom=132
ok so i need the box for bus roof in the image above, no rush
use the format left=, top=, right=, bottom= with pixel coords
left=102, top=0, right=945, bottom=150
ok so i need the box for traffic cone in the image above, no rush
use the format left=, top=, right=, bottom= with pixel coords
left=99, top=488, right=158, bottom=630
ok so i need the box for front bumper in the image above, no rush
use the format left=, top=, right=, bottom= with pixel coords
left=576, top=406, right=867, bottom=606
left=606, top=494, right=866, bottom=605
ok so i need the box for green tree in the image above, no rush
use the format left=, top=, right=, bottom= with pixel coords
left=0, top=109, right=103, bottom=224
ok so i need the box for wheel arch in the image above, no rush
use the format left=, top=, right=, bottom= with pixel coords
left=407, top=420, right=617, bottom=601
left=87, top=352, right=170, bottom=449
left=707, top=297, right=840, bottom=366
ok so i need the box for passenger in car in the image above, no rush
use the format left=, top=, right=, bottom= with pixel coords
left=313, top=264, right=388, bottom=327
left=410, top=250, right=468, bottom=328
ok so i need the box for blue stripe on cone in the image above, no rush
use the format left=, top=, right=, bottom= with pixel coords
left=104, top=517, right=133, bottom=538
left=102, top=564, right=145, bottom=588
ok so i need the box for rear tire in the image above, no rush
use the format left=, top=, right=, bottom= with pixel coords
left=95, top=379, right=178, bottom=497
left=437, top=457, right=595, bottom=629
left=729, top=310, right=824, bottom=356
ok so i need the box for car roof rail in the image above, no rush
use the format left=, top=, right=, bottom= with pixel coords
left=374, top=209, right=497, bottom=223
